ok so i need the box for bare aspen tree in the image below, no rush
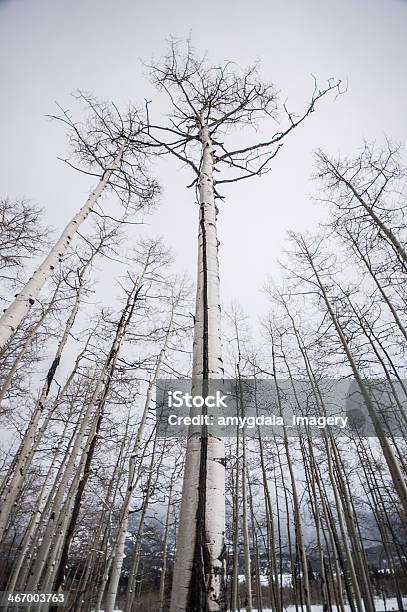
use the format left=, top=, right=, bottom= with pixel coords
left=158, top=458, right=182, bottom=612
left=0, top=281, right=62, bottom=411
left=315, top=142, right=407, bottom=266
left=230, top=428, right=241, bottom=612
left=269, top=332, right=312, bottom=612
left=0, top=94, right=159, bottom=351
left=122, top=431, right=167, bottom=612
left=0, top=226, right=118, bottom=541
left=75, top=424, right=130, bottom=612
left=104, top=304, right=177, bottom=612
left=261, top=181, right=406, bottom=608
left=291, top=233, right=407, bottom=515
left=0, top=198, right=48, bottom=289
left=5, top=338, right=95, bottom=594
left=147, top=39, right=340, bottom=612
left=24, top=277, right=142, bottom=594
left=229, top=310, right=253, bottom=612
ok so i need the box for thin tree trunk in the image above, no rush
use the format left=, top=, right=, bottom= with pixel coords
left=105, top=313, right=174, bottom=612
left=6, top=413, right=71, bottom=593
left=0, top=142, right=125, bottom=350
left=158, top=471, right=175, bottom=612
left=231, top=424, right=240, bottom=612
left=0, top=265, right=89, bottom=540
left=270, top=336, right=312, bottom=612
left=248, top=475, right=263, bottom=612
left=280, top=320, right=364, bottom=612
left=25, top=280, right=138, bottom=593
left=344, top=229, right=407, bottom=341
left=304, top=246, right=407, bottom=515
left=123, top=439, right=162, bottom=612
left=324, top=157, right=407, bottom=264
left=237, top=372, right=252, bottom=612
left=75, top=422, right=129, bottom=612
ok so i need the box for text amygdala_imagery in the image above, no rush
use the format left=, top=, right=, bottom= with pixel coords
left=155, top=378, right=406, bottom=438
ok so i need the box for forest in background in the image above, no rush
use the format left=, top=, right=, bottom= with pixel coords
left=0, top=40, right=406, bottom=612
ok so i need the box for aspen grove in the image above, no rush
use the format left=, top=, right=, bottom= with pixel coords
left=0, top=40, right=406, bottom=612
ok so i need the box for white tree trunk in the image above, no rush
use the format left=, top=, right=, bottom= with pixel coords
left=6, top=415, right=70, bottom=593
left=170, top=124, right=225, bottom=612
left=76, top=422, right=129, bottom=612
left=0, top=280, right=61, bottom=409
left=231, top=428, right=240, bottom=612
left=242, top=460, right=253, bottom=612
left=104, top=318, right=173, bottom=612
left=309, top=255, right=407, bottom=516
left=124, top=439, right=160, bottom=612
left=158, top=473, right=174, bottom=612
left=0, top=280, right=84, bottom=541
left=25, top=279, right=137, bottom=592
left=14, top=398, right=84, bottom=591
left=0, top=142, right=125, bottom=351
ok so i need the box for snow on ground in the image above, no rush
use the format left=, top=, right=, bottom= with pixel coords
left=98, top=597, right=407, bottom=611
left=239, top=573, right=294, bottom=587
left=253, top=600, right=407, bottom=612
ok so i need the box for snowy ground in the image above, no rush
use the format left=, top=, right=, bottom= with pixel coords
left=101, top=596, right=407, bottom=611
left=252, top=600, right=407, bottom=612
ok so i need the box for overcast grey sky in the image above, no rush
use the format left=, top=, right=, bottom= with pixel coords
left=1, top=0, right=406, bottom=322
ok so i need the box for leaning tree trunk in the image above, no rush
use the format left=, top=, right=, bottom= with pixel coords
left=24, top=280, right=138, bottom=594
left=344, top=229, right=407, bottom=342
left=0, top=268, right=88, bottom=541
left=332, top=166, right=407, bottom=265
left=170, top=122, right=225, bottom=612
left=0, top=278, right=62, bottom=409
left=281, top=319, right=365, bottom=612
left=306, top=251, right=407, bottom=516
left=0, top=142, right=125, bottom=351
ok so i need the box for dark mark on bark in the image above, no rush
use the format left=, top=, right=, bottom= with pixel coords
left=187, top=191, right=211, bottom=611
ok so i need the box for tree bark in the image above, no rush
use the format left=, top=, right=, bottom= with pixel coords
left=170, top=123, right=225, bottom=612
left=104, top=314, right=174, bottom=612
left=0, top=142, right=125, bottom=351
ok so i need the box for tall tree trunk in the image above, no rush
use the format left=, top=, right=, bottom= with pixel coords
left=170, top=123, right=225, bottom=612
left=158, top=470, right=175, bottom=612
left=24, top=280, right=138, bottom=593
left=270, top=335, right=312, bottom=612
left=123, top=435, right=164, bottom=612
left=255, top=407, right=280, bottom=612
left=0, top=142, right=125, bottom=351
left=242, top=448, right=252, bottom=612
left=237, top=368, right=252, bottom=612
left=304, top=245, right=407, bottom=515
left=280, top=320, right=364, bottom=612
left=0, top=265, right=89, bottom=541
left=0, top=279, right=61, bottom=408
left=230, top=425, right=240, bottom=612
left=75, top=422, right=129, bottom=612
left=104, top=313, right=174, bottom=612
